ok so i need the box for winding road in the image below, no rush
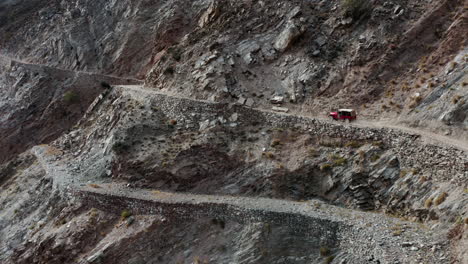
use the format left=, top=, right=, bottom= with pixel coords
left=2, top=53, right=466, bottom=152
left=118, top=84, right=468, bottom=153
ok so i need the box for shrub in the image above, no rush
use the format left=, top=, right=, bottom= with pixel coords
left=342, top=0, right=371, bottom=20
left=372, top=141, right=384, bottom=148
left=399, top=169, right=408, bottom=178
left=265, top=152, right=275, bottom=159
left=324, top=256, right=335, bottom=264
left=100, top=81, right=111, bottom=89
left=434, top=192, right=448, bottom=206
left=271, top=139, right=281, bottom=147
left=333, top=157, right=347, bottom=166
left=392, top=229, right=402, bottom=236
left=424, top=197, right=433, bottom=208
left=320, top=163, right=332, bottom=171
left=112, top=142, right=130, bottom=154
left=345, top=141, right=362, bottom=148
left=121, top=209, right=132, bottom=219
left=452, top=95, right=462, bottom=104
left=319, top=246, right=330, bottom=256
left=308, top=148, right=319, bottom=158
left=370, top=154, right=380, bottom=162
left=163, top=66, right=175, bottom=75
left=358, top=150, right=365, bottom=160
left=63, top=91, right=79, bottom=104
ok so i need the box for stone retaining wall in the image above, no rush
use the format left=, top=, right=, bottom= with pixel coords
left=74, top=188, right=341, bottom=238
left=73, top=187, right=434, bottom=263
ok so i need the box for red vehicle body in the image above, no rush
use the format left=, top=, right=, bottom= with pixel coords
left=329, top=109, right=357, bottom=122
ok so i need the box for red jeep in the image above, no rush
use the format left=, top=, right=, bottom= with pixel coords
left=329, top=109, right=357, bottom=122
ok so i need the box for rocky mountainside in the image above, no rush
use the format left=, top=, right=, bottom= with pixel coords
left=0, top=0, right=467, bottom=263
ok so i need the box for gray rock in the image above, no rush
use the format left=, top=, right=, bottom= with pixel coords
left=199, top=120, right=211, bottom=131
left=87, top=251, right=104, bottom=263
left=401, top=242, right=414, bottom=247
left=245, top=98, right=255, bottom=107
left=237, top=41, right=261, bottom=65
left=272, top=106, right=289, bottom=113
left=274, top=20, right=304, bottom=52
left=311, top=50, right=321, bottom=57
left=315, top=36, right=327, bottom=47
left=394, top=5, right=402, bottom=14
left=270, top=96, right=284, bottom=104
left=229, top=113, right=238, bottom=122
left=288, top=6, right=301, bottom=19
left=237, top=97, right=247, bottom=105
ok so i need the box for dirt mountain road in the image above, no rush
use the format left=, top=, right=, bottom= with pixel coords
left=119, top=84, right=468, bottom=153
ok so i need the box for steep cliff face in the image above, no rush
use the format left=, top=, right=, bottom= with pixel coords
left=1, top=0, right=202, bottom=78
left=0, top=0, right=467, bottom=263
left=2, top=0, right=466, bottom=129
left=0, top=56, right=140, bottom=163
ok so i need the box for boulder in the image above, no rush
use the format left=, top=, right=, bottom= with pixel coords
left=245, top=98, right=255, bottom=107
left=270, top=96, right=284, bottom=104
left=237, top=97, right=247, bottom=105
left=273, top=20, right=304, bottom=53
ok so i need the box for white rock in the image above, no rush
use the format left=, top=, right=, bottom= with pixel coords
left=270, top=96, right=284, bottom=104
left=229, top=113, right=239, bottom=122
left=272, top=106, right=289, bottom=113
left=237, top=97, right=247, bottom=105
left=274, top=20, right=304, bottom=52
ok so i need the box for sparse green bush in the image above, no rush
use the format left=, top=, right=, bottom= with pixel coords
left=370, top=154, right=380, bottom=162
left=121, top=209, right=132, bottom=219
left=329, top=154, right=347, bottom=166
left=345, top=141, right=362, bottom=148
left=333, top=157, right=347, bottom=166
left=320, top=163, right=332, bottom=171
left=342, top=0, right=371, bottom=20
left=63, top=91, right=79, bottom=104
